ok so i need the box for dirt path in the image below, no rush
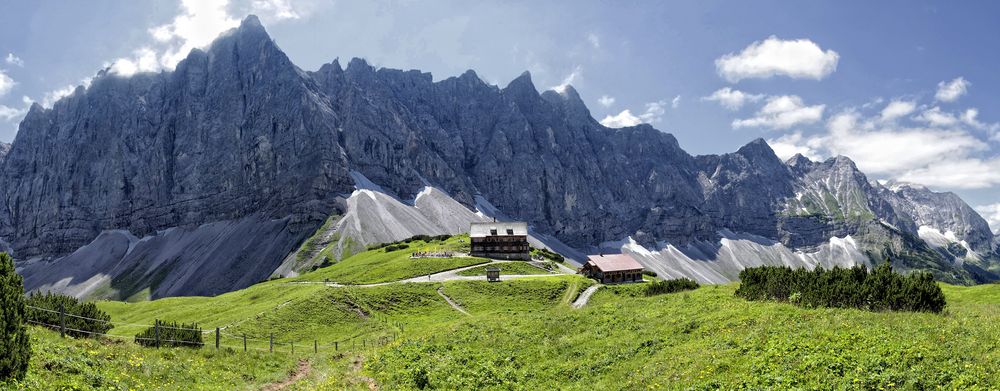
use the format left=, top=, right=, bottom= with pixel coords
left=284, top=259, right=574, bottom=288
left=572, top=285, right=602, bottom=309
left=351, top=355, right=379, bottom=391
left=261, top=359, right=311, bottom=391
left=437, top=287, right=470, bottom=316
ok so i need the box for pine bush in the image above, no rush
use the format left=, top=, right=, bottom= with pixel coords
left=25, top=292, right=112, bottom=338
left=134, top=320, right=203, bottom=348
left=0, top=252, right=30, bottom=381
left=735, top=261, right=946, bottom=313
left=644, top=278, right=699, bottom=296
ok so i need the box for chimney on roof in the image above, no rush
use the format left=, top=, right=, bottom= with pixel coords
left=493, top=216, right=496, bottom=223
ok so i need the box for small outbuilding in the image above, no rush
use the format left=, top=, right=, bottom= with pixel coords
left=580, top=254, right=644, bottom=284
left=485, top=266, right=501, bottom=282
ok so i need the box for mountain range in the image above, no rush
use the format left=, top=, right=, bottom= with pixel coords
left=2, top=16, right=996, bottom=299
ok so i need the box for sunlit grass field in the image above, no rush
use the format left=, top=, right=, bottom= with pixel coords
left=8, top=236, right=1000, bottom=389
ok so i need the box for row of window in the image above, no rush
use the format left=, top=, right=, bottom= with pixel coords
left=473, top=236, right=527, bottom=243
left=472, top=246, right=530, bottom=252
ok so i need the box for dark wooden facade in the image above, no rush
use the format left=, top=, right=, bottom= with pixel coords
left=469, top=222, right=530, bottom=260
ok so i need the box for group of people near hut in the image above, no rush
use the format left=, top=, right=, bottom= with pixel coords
left=410, top=251, right=453, bottom=258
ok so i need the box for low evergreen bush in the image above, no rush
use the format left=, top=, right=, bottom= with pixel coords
left=644, top=278, right=699, bottom=296
left=0, top=253, right=30, bottom=381
left=25, top=292, right=113, bottom=338
left=135, top=320, right=203, bottom=348
left=735, top=261, right=946, bottom=313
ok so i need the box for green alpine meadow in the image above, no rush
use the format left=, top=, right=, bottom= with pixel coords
left=3, top=1, right=1000, bottom=389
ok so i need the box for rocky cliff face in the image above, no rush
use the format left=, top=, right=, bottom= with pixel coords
left=2, top=16, right=997, bottom=298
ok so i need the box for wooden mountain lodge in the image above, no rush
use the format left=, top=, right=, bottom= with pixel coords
left=580, top=254, right=645, bottom=284
left=469, top=221, right=530, bottom=260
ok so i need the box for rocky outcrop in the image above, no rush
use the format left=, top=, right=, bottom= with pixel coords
left=2, top=16, right=997, bottom=298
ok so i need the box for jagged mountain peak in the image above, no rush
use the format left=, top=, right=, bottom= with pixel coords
left=241, top=14, right=263, bottom=28
left=504, top=71, right=537, bottom=93
left=735, top=138, right=784, bottom=166
left=785, top=153, right=814, bottom=169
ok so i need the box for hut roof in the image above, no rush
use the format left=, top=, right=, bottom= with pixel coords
left=585, top=254, right=643, bottom=272
left=470, top=222, right=528, bottom=238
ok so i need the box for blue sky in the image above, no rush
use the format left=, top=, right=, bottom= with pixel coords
left=1, top=0, right=999, bottom=229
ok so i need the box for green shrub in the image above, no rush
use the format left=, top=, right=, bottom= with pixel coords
left=644, top=278, right=699, bottom=296
left=134, top=320, right=203, bottom=348
left=384, top=244, right=408, bottom=252
left=735, top=261, right=946, bottom=313
left=0, top=253, right=30, bottom=381
left=642, top=270, right=658, bottom=278
left=532, top=248, right=565, bottom=263
left=25, top=292, right=113, bottom=338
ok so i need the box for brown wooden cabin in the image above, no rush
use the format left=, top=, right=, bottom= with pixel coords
left=469, top=222, right=530, bottom=260
left=580, top=254, right=644, bottom=284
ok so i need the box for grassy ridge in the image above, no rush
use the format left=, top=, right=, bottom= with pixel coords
left=368, top=283, right=1000, bottom=389
left=295, top=235, right=488, bottom=284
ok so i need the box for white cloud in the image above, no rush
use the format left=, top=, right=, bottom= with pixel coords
left=935, top=77, right=969, bottom=102
left=671, top=95, right=681, bottom=109
left=767, top=131, right=824, bottom=161
left=974, top=203, right=1000, bottom=234
left=0, top=70, right=15, bottom=97
left=915, top=106, right=959, bottom=127
left=251, top=0, right=301, bottom=20
left=551, top=65, right=582, bottom=94
left=131, top=0, right=241, bottom=73
left=0, top=104, right=26, bottom=121
left=5, top=53, right=23, bottom=67
left=40, top=77, right=93, bottom=108
left=597, top=95, right=615, bottom=108
left=600, top=109, right=641, bottom=128
left=879, top=100, right=916, bottom=122
left=110, top=0, right=306, bottom=76
left=109, top=47, right=160, bottom=77
left=770, top=105, right=1000, bottom=189
left=732, top=95, right=824, bottom=130
left=715, top=36, right=839, bottom=82
left=640, top=100, right=668, bottom=123
left=701, top=87, right=763, bottom=110
left=898, top=158, right=1000, bottom=189
left=599, top=100, right=670, bottom=128
left=587, top=33, right=600, bottom=49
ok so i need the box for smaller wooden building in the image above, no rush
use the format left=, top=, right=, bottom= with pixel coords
left=485, top=266, right=501, bottom=282
left=580, top=254, right=644, bottom=284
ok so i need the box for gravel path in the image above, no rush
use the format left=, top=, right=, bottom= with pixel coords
left=571, top=285, right=602, bottom=309
left=436, top=287, right=470, bottom=316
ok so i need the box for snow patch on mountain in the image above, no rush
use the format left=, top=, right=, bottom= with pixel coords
left=619, top=230, right=869, bottom=284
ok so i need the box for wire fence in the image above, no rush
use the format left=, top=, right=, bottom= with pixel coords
left=24, top=304, right=406, bottom=354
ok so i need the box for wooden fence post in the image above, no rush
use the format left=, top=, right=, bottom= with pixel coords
left=314, top=340, right=317, bottom=354
left=335, top=341, right=338, bottom=351
left=270, top=333, right=274, bottom=353
left=243, top=334, right=247, bottom=352
left=58, top=304, right=65, bottom=338
left=215, top=328, right=220, bottom=351
left=155, top=320, right=160, bottom=349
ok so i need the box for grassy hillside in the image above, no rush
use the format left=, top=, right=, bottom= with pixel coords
left=455, top=262, right=552, bottom=276
left=369, top=283, right=1000, bottom=389
left=10, top=236, right=1000, bottom=389
left=4, top=327, right=298, bottom=390
left=294, top=235, right=488, bottom=284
